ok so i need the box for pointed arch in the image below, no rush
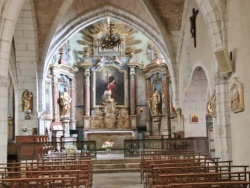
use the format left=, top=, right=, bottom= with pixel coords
left=38, top=5, right=178, bottom=113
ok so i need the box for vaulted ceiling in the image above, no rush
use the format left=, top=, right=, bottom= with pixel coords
left=33, top=0, right=185, bottom=57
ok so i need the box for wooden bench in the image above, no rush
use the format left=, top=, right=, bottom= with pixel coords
left=145, top=164, right=248, bottom=188
left=140, top=156, right=221, bottom=184
left=0, top=176, right=78, bottom=187
left=153, top=171, right=250, bottom=187
left=0, top=159, right=93, bottom=188
left=154, top=181, right=250, bottom=188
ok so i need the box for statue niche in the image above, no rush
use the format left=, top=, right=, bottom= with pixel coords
left=59, top=87, right=71, bottom=118
left=22, top=90, right=33, bottom=114
left=147, top=73, right=164, bottom=135
left=149, top=88, right=162, bottom=117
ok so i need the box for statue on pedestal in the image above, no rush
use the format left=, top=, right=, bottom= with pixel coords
left=59, top=88, right=71, bottom=118
left=149, top=89, right=161, bottom=117
left=23, top=90, right=33, bottom=113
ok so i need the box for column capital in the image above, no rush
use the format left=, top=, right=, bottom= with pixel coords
left=127, top=62, right=139, bottom=68
left=215, top=71, right=230, bottom=84
left=0, top=76, right=10, bottom=87
left=80, top=61, right=92, bottom=70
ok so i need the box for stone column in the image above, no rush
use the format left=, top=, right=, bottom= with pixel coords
left=130, top=68, right=136, bottom=115
left=52, top=74, right=60, bottom=122
left=215, top=72, right=232, bottom=161
left=145, top=78, right=152, bottom=136
left=80, top=62, right=92, bottom=129
left=161, top=74, right=170, bottom=136
left=70, top=78, right=76, bottom=130
left=0, top=76, right=10, bottom=163
left=128, top=63, right=138, bottom=129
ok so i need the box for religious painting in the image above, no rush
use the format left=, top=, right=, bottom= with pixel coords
left=93, top=65, right=126, bottom=107
left=230, top=77, right=244, bottom=113
left=190, top=114, right=199, bottom=123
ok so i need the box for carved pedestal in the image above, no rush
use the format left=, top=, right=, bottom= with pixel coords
left=153, top=117, right=161, bottom=136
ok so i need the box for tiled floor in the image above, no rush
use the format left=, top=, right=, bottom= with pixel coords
left=92, top=153, right=143, bottom=188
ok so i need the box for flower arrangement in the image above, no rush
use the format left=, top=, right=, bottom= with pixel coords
left=102, top=140, right=114, bottom=149
left=21, top=126, right=30, bottom=135
left=65, top=144, right=77, bottom=155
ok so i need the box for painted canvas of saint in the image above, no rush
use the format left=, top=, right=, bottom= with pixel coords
left=94, top=66, right=125, bottom=106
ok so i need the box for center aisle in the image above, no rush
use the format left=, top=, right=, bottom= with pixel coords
left=92, top=172, right=143, bottom=188
left=92, top=152, right=143, bottom=188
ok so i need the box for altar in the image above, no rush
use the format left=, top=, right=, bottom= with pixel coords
left=85, top=130, right=134, bottom=150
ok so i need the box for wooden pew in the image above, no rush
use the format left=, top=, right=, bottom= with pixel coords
left=0, top=170, right=81, bottom=187
left=147, top=165, right=249, bottom=188
left=154, top=181, right=250, bottom=188
left=0, top=159, right=93, bottom=188
left=151, top=171, right=250, bottom=187
left=0, top=176, right=78, bottom=187
left=140, top=156, right=221, bottom=184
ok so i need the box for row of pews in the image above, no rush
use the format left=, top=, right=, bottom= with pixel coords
left=0, top=156, right=93, bottom=187
left=140, top=152, right=250, bottom=188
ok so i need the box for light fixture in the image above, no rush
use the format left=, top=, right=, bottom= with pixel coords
left=99, top=22, right=121, bottom=50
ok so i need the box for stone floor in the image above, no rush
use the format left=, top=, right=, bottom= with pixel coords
left=92, top=153, right=143, bottom=188
left=92, top=172, right=143, bottom=188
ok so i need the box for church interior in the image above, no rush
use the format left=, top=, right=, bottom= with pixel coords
left=1, top=0, right=250, bottom=187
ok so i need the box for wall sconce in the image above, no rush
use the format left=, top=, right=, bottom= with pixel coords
left=139, top=107, right=144, bottom=113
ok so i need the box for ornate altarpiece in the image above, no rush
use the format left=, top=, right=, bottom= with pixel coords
left=142, top=63, right=170, bottom=136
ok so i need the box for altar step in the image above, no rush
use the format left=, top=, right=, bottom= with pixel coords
left=92, top=158, right=141, bottom=173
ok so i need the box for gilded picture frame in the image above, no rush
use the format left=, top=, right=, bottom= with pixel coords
left=190, top=114, right=199, bottom=123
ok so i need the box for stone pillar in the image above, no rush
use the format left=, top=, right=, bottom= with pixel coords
left=145, top=78, right=152, bottom=136
left=128, top=63, right=138, bottom=129
left=215, top=72, right=232, bottom=161
left=0, top=76, right=10, bottom=163
left=52, top=74, right=60, bottom=122
left=80, top=62, right=92, bottom=129
left=161, top=74, right=169, bottom=136
left=70, top=78, right=76, bottom=130
left=129, top=67, right=136, bottom=115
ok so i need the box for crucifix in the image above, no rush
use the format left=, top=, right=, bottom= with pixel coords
left=190, top=8, right=199, bottom=47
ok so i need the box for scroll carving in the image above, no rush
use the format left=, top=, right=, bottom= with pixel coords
left=117, top=108, right=130, bottom=128
left=207, top=90, right=216, bottom=117
left=230, top=77, right=244, bottom=113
